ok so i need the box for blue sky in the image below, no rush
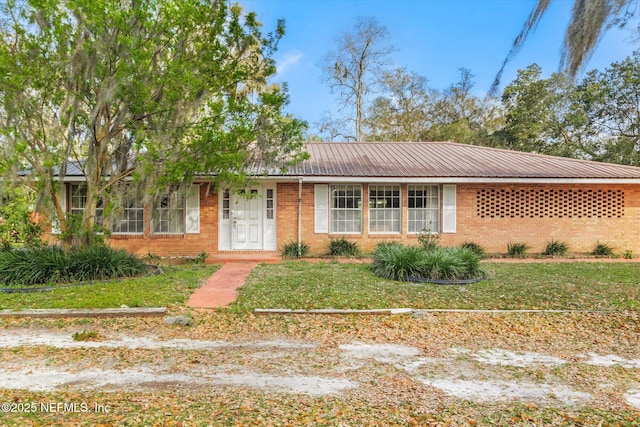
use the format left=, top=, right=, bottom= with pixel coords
left=241, top=0, right=638, bottom=135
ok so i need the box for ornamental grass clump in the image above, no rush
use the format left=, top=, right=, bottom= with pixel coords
left=590, top=241, right=614, bottom=257
left=67, top=246, right=148, bottom=281
left=370, top=243, right=424, bottom=281
left=0, top=246, right=70, bottom=285
left=371, top=243, right=484, bottom=282
left=506, top=242, right=529, bottom=258
left=280, top=241, right=310, bottom=258
left=420, top=247, right=482, bottom=281
left=460, top=241, right=486, bottom=259
left=0, top=245, right=148, bottom=286
left=328, top=237, right=359, bottom=256
left=543, top=240, right=569, bottom=257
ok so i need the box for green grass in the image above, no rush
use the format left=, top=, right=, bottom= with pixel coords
left=0, top=264, right=218, bottom=310
left=233, top=261, right=640, bottom=312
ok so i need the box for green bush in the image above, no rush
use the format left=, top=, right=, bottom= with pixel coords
left=281, top=241, right=310, bottom=258
left=543, top=240, right=569, bottom=257
left=417, top=228, right=441, bottom=251
left=371, top=244, right=424, bottom=281
left=460, top=241, right=486, bottom=259
left=68, top=246, right=148, bottom=281
left=371, top=244, right=483, bottom=282
left=0, top=245, right=147, bottom=286
left=420, top=247, right=482, bottom=281
left=328, top=237, right=359, bottom=256
left=590, top=241, right=614, bottom=257
left=506, top=242, right=529, bottom=258
left=0, top=246, right=70, bottom=285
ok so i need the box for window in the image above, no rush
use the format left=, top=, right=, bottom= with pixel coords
left=369, top=185, right=401, bottom=233
left=408, top=185, right=439, bottom=233
left=330, top=184, right=362, bottom=233
left=69, top=184, right=104, bottom=226
left=222, top=189, right=230, bottom=220
left=266, top=188, right=274, bottom=220
left=153, top=194, right=185, bottom=234
left=112, top=194, right=144, bottom=234
left=69, top=184, right=143, bottom=234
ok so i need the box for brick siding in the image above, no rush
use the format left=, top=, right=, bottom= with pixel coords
left=46, top=181, right=640, bottom=256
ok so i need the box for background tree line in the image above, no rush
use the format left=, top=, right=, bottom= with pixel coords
left=319, top=13, right=640, bottom=167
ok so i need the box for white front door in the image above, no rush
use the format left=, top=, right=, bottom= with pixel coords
left=219, top=185, right=277, bottom=251
left=232, top=189, right=263, bottom=250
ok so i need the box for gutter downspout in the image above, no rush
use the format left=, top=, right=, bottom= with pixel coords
left=297, top=177, right=303, bottom=256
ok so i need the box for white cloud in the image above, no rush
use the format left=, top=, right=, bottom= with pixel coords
left=276, top=51, right=303, bottom=75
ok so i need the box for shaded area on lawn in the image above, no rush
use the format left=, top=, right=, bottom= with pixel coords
left=233, top=261, right=640, bottom=311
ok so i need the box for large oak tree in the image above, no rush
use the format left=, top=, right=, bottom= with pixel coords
left=0, top=0, right=307, bottom=247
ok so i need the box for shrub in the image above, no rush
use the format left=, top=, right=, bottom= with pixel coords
left=590, top=241, right=614, bottom=257
left=67, top=246, right=148, bottom=281
left=543, top=240, right=569, bottom=257
left=328, top=237, right=359, bottom=256
left=506, top=242, right=529, bottom=258
left=371, top=244, right=484, bottom=282
left=371, top=244, right=424, bottom=281
left=624, top=250, right=633, bottom=259
left=0, top=246, right=70, bottom=285
left=420, top=247, right=482, bottom=281
left=460, top=241, right=486, bottom=259
left=281, top=241, right=310, bottom=258
left=417, top=228, right=441, bottom=251
left=0, top=245, right=147, bottom=285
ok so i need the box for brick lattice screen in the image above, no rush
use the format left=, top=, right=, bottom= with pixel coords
left=476, top=189, right=625, bottom=219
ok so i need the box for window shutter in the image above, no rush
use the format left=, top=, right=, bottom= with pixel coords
left=52, top=183, right=66, bottom=235
left=314, top=184, right=328, bottom=233
left=185, top=184, right=200, bottom=234
left=442, top=184, right=456, bottom=233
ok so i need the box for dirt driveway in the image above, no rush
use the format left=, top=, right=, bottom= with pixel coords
left=0, top=311, right=639, bottom=425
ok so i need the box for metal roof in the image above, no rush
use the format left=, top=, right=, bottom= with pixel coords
left=27, top=141, right=640, bottom=182
left=284, top=142, right=640, bottom=179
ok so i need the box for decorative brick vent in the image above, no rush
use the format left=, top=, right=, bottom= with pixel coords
left=476, top=189, right=624, bottom=219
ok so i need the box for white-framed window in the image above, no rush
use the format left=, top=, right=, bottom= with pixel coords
left=69, top=184, right=144, bottom=234
left=153, top=194, right=185, bottom=234
left=69, top=184, right=104, bottom=226
left=369, top=185, right=401, bottom=233
left=330, top=184, right=362, bottom=233
left=266, top=188, right=274, bottom=220
left=408, top=185, right=439, bottom=233
left=222, top=189, right=231, bottom=220
left=111, top=194, right=144, bottom=234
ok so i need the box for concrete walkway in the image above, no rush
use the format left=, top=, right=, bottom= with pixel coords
left=187, top=262, right=258, bottom=309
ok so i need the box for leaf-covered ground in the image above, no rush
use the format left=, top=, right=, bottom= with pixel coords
left=233, top=261, right=640, bottom=311
left=0, top=309, right=639, bottom=426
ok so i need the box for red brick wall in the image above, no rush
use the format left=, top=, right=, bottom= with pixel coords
left=48, top=181, right=640, bottom=257
left=108, top=185, right=219, bottom=257
left=279, top=182, right=640, bottom=256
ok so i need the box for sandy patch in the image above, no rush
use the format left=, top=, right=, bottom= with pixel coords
left=421, top=378, right=591, bottom=405
left=585, top=353, right=640, bottom=369
left=0, top=329, right=317, bottom=351
left=339, top=343, right=421, bottom=364
left=0, top=366, right=357, bottom=396
left=624, top=389, right=640, bottom=410
left=453, top=348, right=567, bottom=367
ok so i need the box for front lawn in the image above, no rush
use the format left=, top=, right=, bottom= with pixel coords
left=233, top=261, right=640, bottom=311
left=0, top=264, right=218, bottom=310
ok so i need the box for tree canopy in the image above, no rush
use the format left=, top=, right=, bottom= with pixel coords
left=0, top=0, right=307, bottom=247
left=492, top=0, right=638, bottom=93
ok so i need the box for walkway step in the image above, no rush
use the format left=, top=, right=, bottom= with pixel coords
left=187, top=262, right=258, bottom=309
